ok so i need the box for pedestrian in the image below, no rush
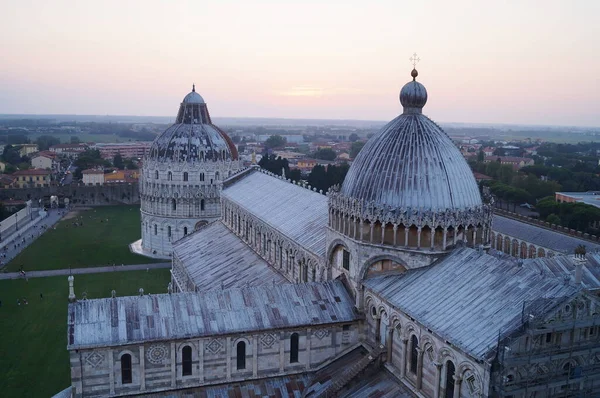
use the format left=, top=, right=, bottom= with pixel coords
left=17, top=299, right=20, bottom=306
left=40, top=293, right=43, bottom=300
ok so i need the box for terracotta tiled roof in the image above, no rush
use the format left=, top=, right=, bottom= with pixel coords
left=13, top=168, right=51, bottom=176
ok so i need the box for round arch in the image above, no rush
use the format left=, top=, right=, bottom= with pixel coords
left=358, top=254, right=408, bottom=280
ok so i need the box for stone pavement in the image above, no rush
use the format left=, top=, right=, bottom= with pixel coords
left=0, top=262, right=170, bottom=280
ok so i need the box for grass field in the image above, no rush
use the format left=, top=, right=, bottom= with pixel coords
left=6, top=206, right=156, bottom=272
left=0, top=269, right=170, bottom=397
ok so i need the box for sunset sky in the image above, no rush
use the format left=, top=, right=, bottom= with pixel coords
left=1, top=0, right=599, bottom=126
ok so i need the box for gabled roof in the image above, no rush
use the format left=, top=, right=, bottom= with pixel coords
left=67, top=280, right=357, bottom=349
left=81, top=169, right=104, bottom=175
left=222, top=168, right=328, bottom=257
left=172, top=221, right=286, bottom=291
left=364, top=247, right=581, bottom=360
left=13, top=168, right=51, bottom=176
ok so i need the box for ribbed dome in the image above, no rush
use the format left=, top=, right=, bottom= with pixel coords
left=400, top=69, right=427, bottom=113
left=182, top=85, right=205, bottom=104
left=341, top=71, right=482, bottom=211
left=147, top=86, right=237, bottom=162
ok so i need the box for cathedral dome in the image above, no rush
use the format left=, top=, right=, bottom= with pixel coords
left=340, top=69, right=481, bottom=212
left=399, top=69, right=427, bottom=112
left=182, top=85, right=205, bottom=104
left=147, top=85, right=237, bottom=162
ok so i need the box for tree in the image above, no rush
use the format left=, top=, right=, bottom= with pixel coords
left=288, top=168, right=302, bottom=181
left=113, top=153, right=124, bottom=169
left=575, top=244, right=587, bottom=256
left=477, top=150, right=484, bottom=162
left=546, top=213, right=561, bottom=226
left=258, top=154, right=289, bottom=176
left=312, top=148, right=336, bottom=161
left=35, top=135, right=61, bottom=151
left=74, top=149, right=109, bottom=179
left=350, top=142, right=365, bottom=158
left=264, top=135, right=286, bottom=150
left=349, top=133, right=359, bottom=142
left=1, top=145, right=23, bottom=165
left=70, top=136, right=81, bottom=144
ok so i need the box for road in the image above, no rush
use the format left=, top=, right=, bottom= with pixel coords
left=0, top=208, right=65, bottom=269
left=0, top=262, right=170, bottom=280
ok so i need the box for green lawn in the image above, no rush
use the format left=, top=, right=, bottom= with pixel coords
left=0, top=269, right=170, bottom=397
left=6, top=206, right=158, bottom=272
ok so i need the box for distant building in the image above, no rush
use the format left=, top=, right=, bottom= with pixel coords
left=95, top=142, right=152, bottom=159
left=473, top=172, right=493, bottom=182
left=104, top=169, right=139, bottom=183
left=12, top=169, right=51, bottom=188
left=18, top=144, right=38, bottom=157
left=484, top=155, right=534, bottom=170
left=50, top=143, right=89, bottom=158
left=0, top=174, right=15, bottom=188
left=31, top=151, right=59, bottom=171
left=81, top=169, right=105, bottom=185
left=556, top=191, right=600, bottom=209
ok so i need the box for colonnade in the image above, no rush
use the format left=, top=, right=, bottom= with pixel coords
left=490, top=232, right=555, bottom=259
left=222, top=199, right=325, bottom=283
left=329, top=209, right=487, bottom=251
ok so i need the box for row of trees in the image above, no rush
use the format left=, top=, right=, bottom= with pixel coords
left=258, top=155, right=349, bottom=193
left=536, top=197, right=600, bottom=234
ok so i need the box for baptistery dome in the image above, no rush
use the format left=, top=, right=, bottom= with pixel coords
left=139, top=85, right=242, bottom=257
left=148, top=85, right=238, bottom=162
left=341, top=69, right=481, bottom=211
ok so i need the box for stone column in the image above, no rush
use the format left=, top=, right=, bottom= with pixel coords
left=369, top=222, right=374, bottom=243
left=198, top=339, right=204, bottom=383
left=386, top=327, right=394, bottom=363
left=431, top=228, right=435, bottom=249
left=404, top=228, right=409, bottom=247
left=453, top=375, right=462, bottom=398
left=109, top=349, right=115, bottom=395
left=393, top=224, right=398, bottom=246
left=381, top=223, right=385, bottom=244
left=252, top=335, right=258, bottom=377
left=279, top=332, right=285, bottom=373
left=306, top=328, right=312, bottom=370
left=226, top=337, right=231, bottom=381
left=417, top=227, right=422, bottom=249
left=416, top=348, right=424, bottom=390
left=400, top=339, right=408, bottom=378
left=442, top=227, right=447, bottom=250
left=170, top=342, right=176, bottom=387
left=433, top=362, right=442, bottom=398
left=140, top=346, right=146, bottom=391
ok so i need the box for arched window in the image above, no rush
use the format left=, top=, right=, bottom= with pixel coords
left=182, top=346, right=192, bottom=376
left=172, top=199, right=177, bottom=211
left=155, top=170, right=159, bottom=179
left=236, top=341, right=246, bottom=370
left=200, top=173, right=205, bottom=182
left=215, top=172, right=220, bottom=181
left=183, top=172, right=188, bottom=182
left=445, top=360, right=456, bottom=398
left=154, top=224, right=157, bottom=235
left=167, top=226, right=172, bottom=238
left=290, top=333, right=299, bottom=363
left=184, top=227, right=188, bottom=236
left=410, top=335, right=419, bottom=374
left=121, top=353, right=132, bottom=384
left=167, top=171, right=172, bottom=181
left=200, top=199, right=205, bottom=211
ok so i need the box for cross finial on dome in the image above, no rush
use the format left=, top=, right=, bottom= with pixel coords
left=192, top=83, right=196, bottom=92
left=410, top=53, right=420, bottom=69
left=409, top=53, right=420, bottom=81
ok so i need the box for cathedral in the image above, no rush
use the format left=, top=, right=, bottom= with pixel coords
left=63, top=69, right=600, bottom=398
